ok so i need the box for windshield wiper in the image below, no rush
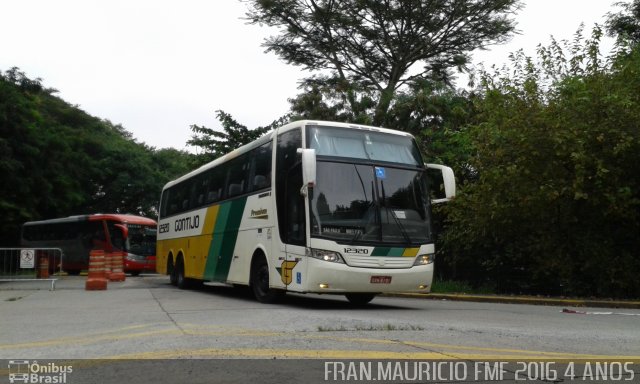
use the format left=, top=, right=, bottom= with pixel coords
left=380, top=180, right=411, bottom=244
left=349, top=165, right=376, bottom=244
left=388, top=208, right=411, bottom=244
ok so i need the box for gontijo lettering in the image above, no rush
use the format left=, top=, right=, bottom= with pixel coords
left=174, top=215, right=200, bottom=232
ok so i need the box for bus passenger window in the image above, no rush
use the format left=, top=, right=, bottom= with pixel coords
left=251, top=141, right=272, bottom=191
left=228, top=182, right=245, bottom=197
left=253, top=175, right=267, bottom=190
left=207, top=191, right=218, bottom=203
left=226, top=154, right=250, bottom=197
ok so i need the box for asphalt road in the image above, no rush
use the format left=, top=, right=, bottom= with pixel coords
left=1, top=275, right=639, bottom=383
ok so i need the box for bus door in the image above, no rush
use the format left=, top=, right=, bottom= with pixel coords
left=282, top=161, right=307, bottom=292
left=276, top=128, right=307, bottom=291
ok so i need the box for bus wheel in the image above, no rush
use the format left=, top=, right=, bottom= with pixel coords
left=176, top=257, right=188, bottom=290
left=345, top=293, right=376, bottom=306
left=250, top=256, right=283, bottom=303
left=169, top=258, right=177, bottom=286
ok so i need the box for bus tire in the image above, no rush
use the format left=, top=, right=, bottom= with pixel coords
left=168, top=256, right=177, bottom=286
left=250, top=254, right=283, bottom=303
left=345, top=293, right=376, bottom=306
left=176, top=256, right=189, bottom=290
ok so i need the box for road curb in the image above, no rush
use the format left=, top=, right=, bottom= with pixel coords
left=385, top=293, right=640, bottom=309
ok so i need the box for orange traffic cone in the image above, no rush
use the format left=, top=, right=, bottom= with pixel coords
left=109, top=251, right=126, bottom=282
left=85, top=249, right=108, bottom=290
left=104, top=251, right=113, bottom=280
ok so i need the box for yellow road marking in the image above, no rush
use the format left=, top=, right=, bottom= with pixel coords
left=3, top=323, right=638, bottom=362
left=0, top=325, right=175, bottom=349
left=105, top=348, right=640, bottom=361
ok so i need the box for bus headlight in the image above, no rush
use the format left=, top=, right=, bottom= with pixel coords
left=413, top=254, right=435, bottom=266
left=308, top=248, right=345, bottom=264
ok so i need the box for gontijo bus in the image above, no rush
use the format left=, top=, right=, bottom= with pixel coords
left=22, top=214, right=157, bottom=275
left=156, top=120, right=455, bottom=304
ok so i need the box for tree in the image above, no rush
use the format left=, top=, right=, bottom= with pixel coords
left=0, top=68, right=193, bottom=244
left=246, top=0, right=521, bottom=126
left=441, top=28, right=640, bottom=298
left=188, top=110, right=288, bottom=165
left=288, top=81, right=376, bottom=124
left=606, top=0, right=640, bottom=45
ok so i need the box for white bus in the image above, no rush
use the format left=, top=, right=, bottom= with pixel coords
left=156, top=120, right=455, bottom=304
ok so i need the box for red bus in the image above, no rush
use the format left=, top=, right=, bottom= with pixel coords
left=21, top=214, right=157, bottom=275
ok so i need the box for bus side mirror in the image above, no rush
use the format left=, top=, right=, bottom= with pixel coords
left=114, top=224, right=129, bottom=239
left=297, top=148, right=316, bottom=196
left=426, top=164, right=456, bottom=204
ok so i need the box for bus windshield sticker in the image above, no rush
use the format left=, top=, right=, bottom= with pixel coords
left=375, top=167, right=386, bottom=179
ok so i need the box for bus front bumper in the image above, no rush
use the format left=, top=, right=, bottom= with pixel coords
left=296, top=258, right=434, bottom=294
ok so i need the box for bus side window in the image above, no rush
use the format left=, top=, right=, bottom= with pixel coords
left=228, top=183, right=242, bottom=196
left=166, top=186, right=183, bottom=216
left=226, top=153, right=251, bottom=198
left=205, top=167, right=225, bottom=203
left=253, top=175, right=267, bottom=190
left=207, top=190, right=218, bottom=203
left=107, top=222, right=125, bottom=251
left=250, top=141, right=272, bottom=191
left=189, top=176, right=208, bottom=210
left=89, top=221, right=107, bottom=250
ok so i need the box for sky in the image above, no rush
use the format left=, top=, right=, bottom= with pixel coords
left=0, top=0, right=622, bottom=152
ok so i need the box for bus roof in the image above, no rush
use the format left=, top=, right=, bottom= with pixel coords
left=22, top=214, right=157, bottom=227
left=294, top=120, right=414, bottom=138
left=162, top=120, right=415, bottom=191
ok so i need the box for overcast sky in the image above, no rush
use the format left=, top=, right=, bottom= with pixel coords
left=1, top=0, right=621, bottom=152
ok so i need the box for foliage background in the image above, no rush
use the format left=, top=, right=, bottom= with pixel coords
left=0, top=68, right=193, bottom=245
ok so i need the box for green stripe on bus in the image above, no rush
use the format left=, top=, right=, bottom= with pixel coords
left=371, top=247, right=391, bottom=256
left=213, top=198, right=247, bottom=281
left=203, top=198, right=247, bottom=281
left=203, top=203, right=231, bottom=280
left=371, top=247, right=405, bottom=257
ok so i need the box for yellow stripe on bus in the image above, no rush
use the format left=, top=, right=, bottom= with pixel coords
left=402, top=248, right=419, bottom=257
left=203, top=205, right=220, bottom=234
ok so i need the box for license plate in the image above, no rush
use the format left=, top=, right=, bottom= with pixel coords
left=370, top=276, right=392, bottom=284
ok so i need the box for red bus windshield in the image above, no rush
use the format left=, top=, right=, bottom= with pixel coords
left=126, top=224, right=157, bottom=257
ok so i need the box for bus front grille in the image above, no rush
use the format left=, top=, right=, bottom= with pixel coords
left=344, top=255, right=414, bottom=269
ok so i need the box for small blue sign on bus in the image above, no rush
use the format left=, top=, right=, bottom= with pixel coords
left=296, top=272, right=302, bottom=284
left=375, top=167, right=386, bottom=179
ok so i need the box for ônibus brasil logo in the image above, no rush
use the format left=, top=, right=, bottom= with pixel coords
left=8, top=360, right=72, bottom=384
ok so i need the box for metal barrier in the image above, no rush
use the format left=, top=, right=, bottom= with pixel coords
left=0, top=248, right=63, bottom=290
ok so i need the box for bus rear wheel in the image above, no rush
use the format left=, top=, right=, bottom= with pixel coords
left=175, top=257, right=188, bottom=290
left=250, top=256, right=283, bottom=303
left=345, top=293, right=376, bottom=306
left=169, top=258, right=177, bottom=286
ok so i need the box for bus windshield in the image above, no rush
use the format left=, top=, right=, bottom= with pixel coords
left=309, top=162, right=432, bottom=245
left=126, top=224, right=157, bottom=256
left=307, top=125, right=431, bottom=245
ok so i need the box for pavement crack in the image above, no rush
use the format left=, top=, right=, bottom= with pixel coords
left=395, top=338, right=463, bottom=360
left=149, top=289, right=187, bottom=335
